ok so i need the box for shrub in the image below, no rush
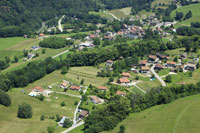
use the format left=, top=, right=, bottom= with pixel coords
left=40, top=114, right=45, bottom=121
left=0, top=90, right=11, bottom=106
left=61, top=101, right=65, bottom=106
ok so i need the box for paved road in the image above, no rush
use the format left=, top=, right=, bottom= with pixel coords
left=151, top=65, right=166, bottom=87
left=58, top=15, right=65, bottom=32
left=52, top=50, right=69, bottom=59
left=103, top=11, right=120, bottom=21
left=62, top=121, right=84, bottom=133
left=73, top=100, right=82, bottom=126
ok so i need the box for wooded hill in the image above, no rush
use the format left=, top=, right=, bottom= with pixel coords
left=0, top=0, right=155, bottom=37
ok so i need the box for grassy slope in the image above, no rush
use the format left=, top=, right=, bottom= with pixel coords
left=0, top=90, right=79, bottom=133
left=109, top=94, right=200, bottom=133
left=171, top=3, right=200, bottom=27
left=65, top=66, right=109, bottom=87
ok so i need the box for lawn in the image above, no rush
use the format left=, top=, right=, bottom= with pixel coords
left=165, top=47, right=185, bottom=56
left=171, top=3, right=200, bottom=27
left=108, top=94, right=200, bottom=133
left=0, top=89, right=79, bottom=133
left=137, top=79, right=161, bottom=91
left=158, top=68, right=170, bottom=76
left=69, top=125, right=84, bottom=133
left=65, top=66, right=109, bottom=87
left=166, top=68, right=200, bottom=86
left=89, top=11, right=113, bottom=19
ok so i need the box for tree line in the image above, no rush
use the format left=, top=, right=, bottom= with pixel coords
left=39, top=37, right=73, bottom=49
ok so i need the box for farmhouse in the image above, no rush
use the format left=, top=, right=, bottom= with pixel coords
left=70, top=85, right=81, bottom=91
left=106, top=60, right=114, bottom=67
left=58, top=116, right=71, bottom=127
left=27, top=53, right=35, bottom=60
left=180, top=53, right=187, bottom=59
left=122, top=72, right=131, bottom=77
left=184, top=64, right=196, bottom=71
left=140, top=66, right=150, bottom=73
left=79, top=110, right=89, bottom=119
left=166, top=61, right=176, bottom=68
left=28, top=86, right=44, bottom=97
left=118, top=78, right=130, bottom=85
left=90, top=96, right=102, bottom=104
left=60, top=82, right=68, bottom=88
left=116, top=91, right=126, bottom=96
left=98, top=86, right=107, bottom=91
left=148, top=55, right=157, bottom=62
left=139, top=60, right=147, bottom=66
left=154, top=64, right=164, bottom=70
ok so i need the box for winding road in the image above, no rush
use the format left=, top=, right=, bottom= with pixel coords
left=58, top=15, right=65, bottom=32
left=151, top=65, right=167, bottom=87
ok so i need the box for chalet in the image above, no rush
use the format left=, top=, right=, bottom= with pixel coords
left=139, top=60, right=147, bottom=66
left=116, top=91, right=126, bottom=96
left=184, top=64, right=196, bottom=71
left=106, top=60, right=113, bottom=67
left=148, top=55, right=157, bottom=62
left=166, top=61, right=176, bottom=68
left=154, top=64, right=163, bottom=70
left=156, top=53, right=166, bottom=60
left=140, top=66, right=150, bottom=73
left=28, top=86, right=44, bottom=97
left=122, top=72, right=131, bottom=77
left=118, top=78, right=130, bottom=85
left=60, top=82, right=68, bottom=88
left=90, top=96, right=102, bottom=104
left=32, top=46, right=41, bottom=51
left=79, top=41, right=94, bottom=48
left=70, top=85, right=81, bottom=91
left=180, top=53, right=187, bottom=59
left=98, top=86, right=107, bottom=91
left=79, top=110, right=89, bottom=119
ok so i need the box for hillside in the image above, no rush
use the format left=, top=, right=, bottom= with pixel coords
left=108, top=94, right=200, bottom=133
left=171, top=3, right=200, bottom=27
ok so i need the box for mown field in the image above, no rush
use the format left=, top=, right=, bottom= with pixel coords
left=65, top=66, right=109, bottom=87
left=108, top=94, right=200, bottom=133
left=0, top=89, right=79, bottom=133
left=171, top=3, right=200, bottom=27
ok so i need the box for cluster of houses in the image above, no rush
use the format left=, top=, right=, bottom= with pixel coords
left=60, top=81, right=82, bottom=91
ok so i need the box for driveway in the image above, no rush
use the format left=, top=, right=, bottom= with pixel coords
left=151, top=65, right=167, bottom=87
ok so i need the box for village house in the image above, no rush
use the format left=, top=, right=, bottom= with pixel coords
left=116, top=91, right=126, bottom=96
left=122, top=72, right=131, bottom=77
left=139, top=60, right=147, bottom=66
left=118, top=78, right=130, bottom=86
left=70, top=85, right=81, bottom=91
left=180, top=53, right=187, bottom=59
left=60, top=82, right=68, bottom=88
left=154, top=64, right=164, bottom=71
left=98, top=86, right=107, bottom=91
left=166, top=61, right=176, bottom=68
left=28, top=86, right=44, bottom=97
left=156, top=53, right=169, bottom=60
left=79, top=110, right=89, bottom=119
left=140, top=66, right=150, bottom=73
left=148, top=55, right=157, bottom=63
left=90, top=96, right=102, bottom=104
left=184, top=64, right=196, bottom=71
left=39, top=33, right=45, bottom=37
left=27, top=53, right=35, bottom=60
left=106, top=60, right=114, bottom=67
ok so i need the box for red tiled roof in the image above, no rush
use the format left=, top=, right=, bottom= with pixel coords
left=61, top=82, right=68, bottom=87
left=107, top=60, right=113, bottom=63
left=98, top=86, right=107, bottom=90
left=155, top=64, right=163, bottom=69
left=116, top=91, right=126, bottom=96
left=33, top=86, right=44, bottom=92
left=139, top=60, right=147, bottom=65
left=79, top=110, right=89, bottom=117
left=149, top=55, right=157, bottom=60
left=141, top=66, right=150, bottom=70
left=119, top=78, right=130, bottom=83
left=91, top=96, right=101, bottom=104
left=167, top=61, right=176, bottom=65
left=39, top=33, right=45, bottom=36
left=122, top=72, right=131, bottom=77
left=70, top=85, right=81, bottom=90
